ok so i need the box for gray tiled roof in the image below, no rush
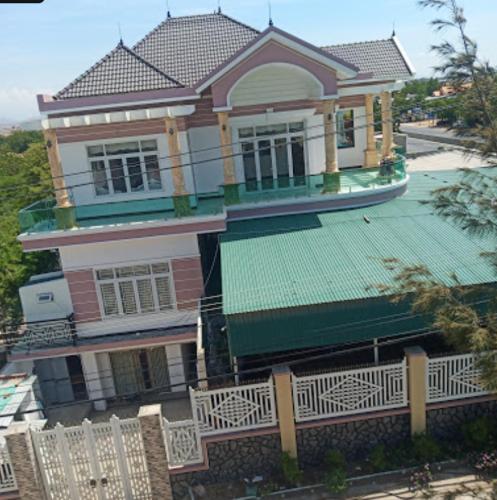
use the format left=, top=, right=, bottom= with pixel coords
left=55, top=13, right=414, bottom=100
left=55, top=42, right=182, bottom=100
left=321, top=38, right=414, bottom=80
left=133, top=13, right=260, bottom=87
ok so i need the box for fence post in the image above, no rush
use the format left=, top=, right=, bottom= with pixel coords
left=5, top=422, right=44, bottom=500
left=138, top=404, right=172, bottom=500
left=404, top=346, right=427, bottom=435
left=272, top=366, right=298, bottom=459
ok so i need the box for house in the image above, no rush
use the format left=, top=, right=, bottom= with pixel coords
left=13, top=11, right=416, bottom=410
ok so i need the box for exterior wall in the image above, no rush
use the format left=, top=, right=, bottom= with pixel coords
left=427, top=399, right=497, bottom=441
left=188, top=125, right=224, bottom=194
left=229, top=64, right=322, bottom=107
left=58, top=130, right=194, bottom=206
left=170, top=432, right=282, bottom=500
left=19, top=277, right=73, bottom=322
left=59, top=234, right=202, bottom=336
left=296, top=413, right=411, bottom=467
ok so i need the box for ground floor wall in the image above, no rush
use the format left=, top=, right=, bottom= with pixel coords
left=170, top=431, right=282, bottom=500
left=427, top=399, right=497, bottom=441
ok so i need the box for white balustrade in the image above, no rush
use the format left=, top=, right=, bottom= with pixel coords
left=292, top=360, right=407, bottom=422
left=427, top=353, right=489, bottom=403
left=190, top=378, right=277, bottom=436
left=0, top=439, right=16, bottom=493
left=163, top=418, right=203, bottom=467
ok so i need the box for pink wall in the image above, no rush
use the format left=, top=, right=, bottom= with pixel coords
left=172, top=257, right=204, bottom=311
left=65, top=269, right=101, bottom=323
left=211, top=41, right=338, bottom=108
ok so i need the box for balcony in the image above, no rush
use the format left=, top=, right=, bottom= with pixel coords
left=8, top=316, right=76, bottom=354
left=18, top=156, right=407, bottom=235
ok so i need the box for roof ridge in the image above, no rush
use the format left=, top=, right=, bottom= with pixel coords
left=322, top=38, right=394, bottom=49
left=217, top=12, right=260, bottom=35
left=55, top=43, right=124, bottom=99
left=120, top=44, right=184, bottom=87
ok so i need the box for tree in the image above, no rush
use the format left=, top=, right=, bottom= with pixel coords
left=0, top=132, right=58, bottom=328
left=382, top=1, right=497, bottom=388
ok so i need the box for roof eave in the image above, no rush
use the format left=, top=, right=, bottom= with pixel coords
left=37, top=88, right=199, bottom=114
left=392, top=35, right=417, bottom=76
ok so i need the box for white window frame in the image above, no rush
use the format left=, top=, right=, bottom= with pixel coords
left=237, top=121, right=307, bottom=184
left=87, top=139, right=164, bottom=197
left=94, top=261, right=177, bottom=319
left=337, top=108, right=355, bottom=149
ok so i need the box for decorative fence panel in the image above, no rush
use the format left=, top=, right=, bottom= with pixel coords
left=427, top=353, right=489, bottom=403
left=0, top=439, right=16, bottom=493
left=32, top=416, right=152, bottom=500
left=190, top=378, right=277, bottom=436
left=292, top=360, right=408, bottom=422
left=163, top=419, right=203, bottom=467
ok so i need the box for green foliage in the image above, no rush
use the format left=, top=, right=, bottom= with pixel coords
left=324, top=468, right=347, bottom=494
left=325, top=449, right=346, bottom=470
left=462, top=417, right=497, bottom=451
left=280, top=452, right=302, bottom=487
left=0, top=131, right=58, bottom=326
left=411, top=434, right=443, bottom=463
left=368, top=444, right=388, bottom=472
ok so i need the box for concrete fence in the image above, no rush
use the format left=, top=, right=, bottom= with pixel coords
left=1, top=347, right=494, bottom=500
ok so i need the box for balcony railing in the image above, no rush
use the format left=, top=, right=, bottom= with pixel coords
left=8, top=316, right=76, bottom=353
left=18, top=156, right=406, bottom=235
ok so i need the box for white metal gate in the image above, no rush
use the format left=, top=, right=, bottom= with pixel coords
left=32, top=417, right=152, bottom=500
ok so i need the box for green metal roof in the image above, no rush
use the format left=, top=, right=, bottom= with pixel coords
left=221, top=170, right=496, bottom=316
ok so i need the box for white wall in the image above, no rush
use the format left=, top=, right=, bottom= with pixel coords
left=59, top=233, right=199, bottom=271
left=307, top=106, right=367, bottom=171
left=188, top=125, right=224, bottom=194
left=58, top=132, right=194, bottom=206
left=230, top=64, right=322, bottom=107
left=19, top=277, right=73, bottom=322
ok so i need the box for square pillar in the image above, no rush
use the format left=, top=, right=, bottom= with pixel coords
left=5, top=422, right=44, bottom=499
left=138, top=405, right=172, bottom=500
left=273, top=366, right=298, bottom=459
left=80, top=352, right=107, bottom=411
left=381, top=91, right=394, bottom=160
left=323, top=99, right=338, bottom=174
left=165, top=344, right=187, bottom=392
left=364, top=94, right=379, bottom=167
left=405, top=346, right=427, bottom=435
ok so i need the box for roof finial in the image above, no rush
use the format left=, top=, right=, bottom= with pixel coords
left=166, top=0, right=171, bottom=18
left=268, top=0, right=273, bottom=26
left=217, top=0, right=221, bottom=13
left=118, top=22, right=123, bottom=45
left=391, top=21, right=396, bottom=38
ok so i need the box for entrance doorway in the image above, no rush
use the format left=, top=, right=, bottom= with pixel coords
left=239, top=121, right=306, bottom=191
left=67, top=355, right=88, bottom=401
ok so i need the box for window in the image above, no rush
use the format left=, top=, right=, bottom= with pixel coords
left=337, top=110, right=355, bottom=149
left=87, top=140, right=162, bottom=196
left=239, top=121, right=306, bottom=191
left=96, top=262, right=174, bottom=317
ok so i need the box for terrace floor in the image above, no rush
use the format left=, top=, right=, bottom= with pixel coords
left=45, top=391, right=192, bottom=427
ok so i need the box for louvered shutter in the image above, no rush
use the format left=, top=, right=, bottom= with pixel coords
left=100, top=283, right=119, bottom=316
left=118, top=280, right=137, bottom=314
left=155, top=276, right=173, bottom=310
left=137, top=278, right=155, bottom=313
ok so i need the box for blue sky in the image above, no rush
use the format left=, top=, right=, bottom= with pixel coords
left=0, top=0, right=495, bottom=121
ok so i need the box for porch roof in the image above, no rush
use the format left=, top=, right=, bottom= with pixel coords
left=220, top=169, right=496, bottom=317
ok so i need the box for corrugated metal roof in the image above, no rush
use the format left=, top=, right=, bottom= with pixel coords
left=221, top=170, right=496, bottom=316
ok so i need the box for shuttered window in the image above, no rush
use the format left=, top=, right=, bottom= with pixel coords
left=96, top=262, right=175, bottom=317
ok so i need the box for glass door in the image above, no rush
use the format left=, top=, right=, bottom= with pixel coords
left=240, top=121, right=306, bottom=192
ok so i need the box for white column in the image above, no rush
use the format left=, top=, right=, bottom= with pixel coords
left=96, top=352, right=116, bottom=399
left=165, top=344, right=187, bottom=392
left=80, top=352, right=107, bottom=411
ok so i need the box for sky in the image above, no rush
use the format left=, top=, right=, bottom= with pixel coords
left=0, top=0, right=496, bottom=122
